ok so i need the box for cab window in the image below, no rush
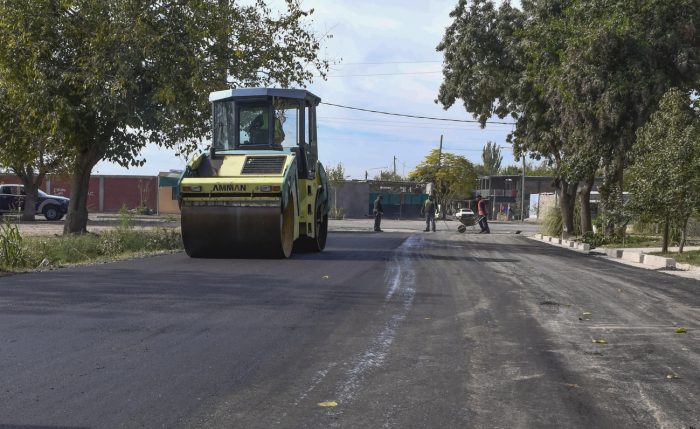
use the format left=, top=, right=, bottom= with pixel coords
left=212, top=100, right=235, bottom=150
left=273, top=98, right=300, bottom=150
left=238, top=104, right=269, bottom=147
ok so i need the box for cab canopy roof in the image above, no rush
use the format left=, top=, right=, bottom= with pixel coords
left=209, top=88, right=321, bottom=106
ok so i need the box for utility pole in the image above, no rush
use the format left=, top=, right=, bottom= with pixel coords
left=393, top=156, right=397, bottom=176
left=521, top=154, right=526, bottom=221
left=436, top=135, right=443, bottom=218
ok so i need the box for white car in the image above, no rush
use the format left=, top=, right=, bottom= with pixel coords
left=454, top=208, right=475, bottom=219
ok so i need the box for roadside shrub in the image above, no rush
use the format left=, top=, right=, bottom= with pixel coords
left=578, top=232, right=611, bottom=248
left=0, top=221, right=27, bottom=268
left=17, top=228, right=183, bottom=270
left=118, top=205, right=135, bottom=231
left=145, top=228, right=182, bottom=250
left=540, top=203, right=583, bottom=237
left=540, top=206, right=562, bottom=237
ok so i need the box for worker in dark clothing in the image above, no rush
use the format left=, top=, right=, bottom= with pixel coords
left=373, top=195, right=384, bottom=232
left=476, top=195, right=490, bottom=233
left=423, top=195, right=436, bottom=232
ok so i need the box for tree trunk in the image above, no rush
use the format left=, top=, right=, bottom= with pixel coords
left=558, top=179, right=578, bottom=239
left=20, top=181, right=39, bottom=221
left=579, top=174, right=594, bottom=235
left=16, top=167, right=47, bottom=222
left=661, top=217, right=670, bottom=253
left=64, top=146, right=103, bottom=234
left=600, top=152, right=625, bottom=237
left=679, top=216, right=689, bottom=254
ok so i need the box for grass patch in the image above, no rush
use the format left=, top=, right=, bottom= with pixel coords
left=651, top=250, right=700, bottom=266
left=605, top=235, right=662, bottom=248
left=0, top=224, right=182, bottom=272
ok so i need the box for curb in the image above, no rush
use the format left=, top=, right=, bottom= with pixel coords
left=530, top=234, right=680, bottom=269
left=530, top=234, right=591, bottom=253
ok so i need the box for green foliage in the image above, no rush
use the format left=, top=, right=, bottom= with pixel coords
left=0, top=220, right=27, bottom=269
left=437, top=0, right=700, bottom=236
left=17, top=228, right=183, bottom=269
left=499, top=165, right=521, bottom=175
left=0, top=0, right=330, bottom=234
left=482, top=141, right=502, bottom=176
left=652, top=250, right=700, bottom=267
left=578, top=232, right=612, bottom=248
left=409, top=149, right=477, bottom=211
left=373, top=170, right=404, bottom=182
left=527, top=161, right=556, bottom=176
left=326, top=163, right=346, bottom=184
left=118, top=205, right=135, bottom=232
left=539, top=202, right=582, bottom=237
left=539, top=206, right=563, bottom=237
left=628, top=88, right=700, bottom=248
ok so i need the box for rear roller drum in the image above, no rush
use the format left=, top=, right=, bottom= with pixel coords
left=278, top=195, right=294, bottom=258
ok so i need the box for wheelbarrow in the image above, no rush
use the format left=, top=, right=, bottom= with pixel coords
left=456, top=213, right=480, bottom=233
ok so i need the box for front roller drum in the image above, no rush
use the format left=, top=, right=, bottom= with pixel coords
left=181, top=199, right=294, bottom=258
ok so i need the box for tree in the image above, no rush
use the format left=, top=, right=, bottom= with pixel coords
left=325, top=163, right=346, bottom=184
left=527, top=160, right=556, bottom=176
left=481, top=141, right=502, bottom=175
left=0, top=0, right=329, bottom=234
left=499, top=165, right=521, bottom=175
left=0, top=91, right=72, bottom=220
left=409, top=149, right=477, bottom=217
left=373, top=170, right=404, bottom=182
left=545, top=0, right=700, bottom=236
left=627, top=88, right=700, bottom=253
left=437, top=0, right=700, bottom=239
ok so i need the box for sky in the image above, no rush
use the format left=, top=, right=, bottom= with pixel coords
left=94, top=0, right=518, bottom=179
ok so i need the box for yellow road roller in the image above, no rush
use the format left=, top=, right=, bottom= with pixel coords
left=179, top=88, right=330, bottom=258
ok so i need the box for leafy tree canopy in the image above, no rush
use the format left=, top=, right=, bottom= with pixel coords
left=0, top=0, right=330, bottom=233
left=481, top=141, right=502, bottom=176
left=373, top=170, right=405, bottom=182
left=627, top=88, right=700, bottom=251
left=409, top=149, right=477, bottom=210
left=325, top=163, right=346, bottom=184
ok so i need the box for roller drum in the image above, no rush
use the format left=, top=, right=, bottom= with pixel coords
left=181, top=202, right=293, bottom=258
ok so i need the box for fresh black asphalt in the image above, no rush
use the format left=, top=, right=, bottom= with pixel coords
left=0, top=232, right=698, bottom=428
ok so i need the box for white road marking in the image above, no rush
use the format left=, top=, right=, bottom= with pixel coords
left=337, top=236, right=419, bottom=404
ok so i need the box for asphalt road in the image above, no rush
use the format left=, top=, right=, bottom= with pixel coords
left=0, top=232, right=698, bottom=428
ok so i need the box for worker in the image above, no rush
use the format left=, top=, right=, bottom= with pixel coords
left=248, top=110, right=285, bottom=148
left=373, top=195, right=384, bottom=232
left=423, top=195, right=436, bottom=232
left=476, top=195, right=490, bottom=234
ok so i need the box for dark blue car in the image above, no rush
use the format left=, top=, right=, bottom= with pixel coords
left=0, top=184, right=70, bottom=221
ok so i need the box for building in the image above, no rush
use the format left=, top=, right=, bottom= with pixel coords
left=475, top=175, right=559, bottom=220
left=0, top=173, right=158, bottom=213
left=330, top=180, right=429, bottom=219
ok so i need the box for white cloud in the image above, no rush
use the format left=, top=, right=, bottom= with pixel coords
left=98, top=0, right=519, bottom=178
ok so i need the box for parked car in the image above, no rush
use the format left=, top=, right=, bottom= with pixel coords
left=0, top=184, right=70, bottom=220
left=454, top=208, right=475, bottom=219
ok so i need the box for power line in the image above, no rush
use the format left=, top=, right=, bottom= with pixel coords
left=321, top=102, right=515, bottom=125
left=339, top=60, right=442, bottom=65
left=325, top=71, right=442, bottom=77
left=318, top=115, right=513, bottom=128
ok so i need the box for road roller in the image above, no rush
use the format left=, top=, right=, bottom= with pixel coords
left=179, top=88, right=330, bottom=258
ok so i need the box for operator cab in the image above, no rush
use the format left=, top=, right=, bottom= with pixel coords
left=209, top=88, right=320, bottom=179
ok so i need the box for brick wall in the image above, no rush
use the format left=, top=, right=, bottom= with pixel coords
left=0, top=174, right=158, bottom=213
